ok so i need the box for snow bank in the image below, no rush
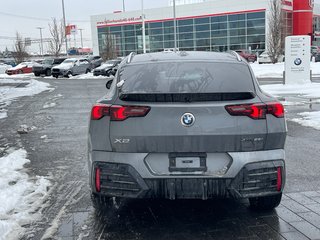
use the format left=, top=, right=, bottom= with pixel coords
left=69, top=72, right=108, bottom=79
left=0, top=149, right=51, bottom=239
left=0, top=73, right=34, bottom=79
left=250, top=62, right=320, bottom=78
left=0, top=64, right=11, bottom=74
left=0, top=79, right=53, bottom=119
left=292, top=111, right=320, bottom=130
left=261, top=83, right=320, bottom=99
left=261, top=83, right=320, bottom=131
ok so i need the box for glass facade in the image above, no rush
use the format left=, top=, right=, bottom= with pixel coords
left=313, top=15, right=320, bottom=45
left=97, top=11, right=266, bottom=56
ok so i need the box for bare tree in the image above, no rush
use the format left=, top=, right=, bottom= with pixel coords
left=267, top=0, right=285, bottom=64
left=48, top=18, right=65, bottom=56
left=101, top=28, right=116, bottom=60
left=13, top=32, right=28, bottom=64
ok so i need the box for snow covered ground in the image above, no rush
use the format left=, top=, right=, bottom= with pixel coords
left=261, top=83, right=320, bottom=130
left=250, top=62, right=320, bottom=78
left=0, top=79, right=53, bottom=119
left=0, top=72, right=109, bottom=80
left=0, top=149, right=51, bottom=240
left=0, top=64, right=12, bottom=74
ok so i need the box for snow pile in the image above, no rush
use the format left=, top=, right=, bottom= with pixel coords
left=69, top=72, right=108, bottom=79
left=261, top=83, right=320, bottom=99
left=250, top=62, right=320, bottom=78
left=292, top=111, right=320, bottom=130
left=261, top=83, right=320, bottom=130
left=0, top=149, right=51, bottom=239
left=0, top=79, right=53, bottom=119
left=0, top=73, right=34, bottom=79
left=0, top=64, right=12, bottom=74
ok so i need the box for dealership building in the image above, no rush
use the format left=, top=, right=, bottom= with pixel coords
left=91, top=0, right=320, bottom=56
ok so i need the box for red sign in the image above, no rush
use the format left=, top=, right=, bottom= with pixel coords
left=66, top=25, right=77, bottom=35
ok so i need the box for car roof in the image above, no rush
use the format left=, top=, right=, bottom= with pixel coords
left=129, top=51, right=245, bottom=64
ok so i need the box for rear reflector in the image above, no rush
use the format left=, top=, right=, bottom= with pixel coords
left=225, top=102, right=284, bottom=119
left=277, top=167, right=282, bottom=192
left=95, top=168, right=101, bottom=192
left=91, top=104, right=150, bottom=121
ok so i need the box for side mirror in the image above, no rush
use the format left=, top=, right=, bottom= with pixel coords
left=106, top=79, right=113, bottom=89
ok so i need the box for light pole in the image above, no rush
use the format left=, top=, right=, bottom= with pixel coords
left=62, top=0, right=68, bottom=56
left=123, top=0, right=125, bottom=12
left=37, top=27, right=44, bottom=56
left=79, top=28, right=84, bottom=49
left=173, top=0, right=177, bottom=51
left=142, top=0, right=146, bottom=53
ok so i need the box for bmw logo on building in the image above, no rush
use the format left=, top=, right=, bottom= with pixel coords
left=181, top=113, right=195, bottom=127
left=294, top=58, right=302, bottom=66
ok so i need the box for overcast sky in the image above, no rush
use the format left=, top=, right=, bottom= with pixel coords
left=0, top=0, right=319, bottom=53
left=0, top=0, right=168, bottom=53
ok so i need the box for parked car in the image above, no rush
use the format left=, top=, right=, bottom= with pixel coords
left=93, top=59, right=122, bottom=76
left=88, top=55, right=103, bottom=69
left=88, top=51, right=287, bottom=211
left=5, top=62, right=34, bottom=75
left=32, top=58, right=66, bottom=76
left=51, top=58, right=91, bottom=78
left=235, top=50, right=257, bottom=62
left=258, top=51, right=284, bottom=64
left=311, top=46, right=320, bottom=56
left=313, top=52, right=320, bottom=62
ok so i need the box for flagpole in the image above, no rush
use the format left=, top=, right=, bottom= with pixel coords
left=142, top=0, right=146, bottom=53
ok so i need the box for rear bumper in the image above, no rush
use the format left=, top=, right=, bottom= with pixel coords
left=89, top=150, right=285, bottom=199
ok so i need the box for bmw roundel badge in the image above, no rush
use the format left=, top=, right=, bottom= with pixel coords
left=181, top=113, right=195, bottom=127
left=294, top=58, right=302, bottom=66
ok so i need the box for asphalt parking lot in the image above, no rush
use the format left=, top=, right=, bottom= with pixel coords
left=1, top=77, right=320, bottom=240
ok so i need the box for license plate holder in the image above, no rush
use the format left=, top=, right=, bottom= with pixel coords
left=169, top=153, right=207, bottom=172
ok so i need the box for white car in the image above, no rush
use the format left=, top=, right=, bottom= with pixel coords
left=258, top=52, right=284, bottom=64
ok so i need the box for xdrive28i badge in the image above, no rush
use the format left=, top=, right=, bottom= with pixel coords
left=181, top=113, right=195, bottom=127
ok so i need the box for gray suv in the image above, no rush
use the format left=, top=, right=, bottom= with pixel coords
left=88, top=51, right=287, bottom=211
left=32, top=58, right=66, bottom=76
left=51, top=58, right=91, bottom=78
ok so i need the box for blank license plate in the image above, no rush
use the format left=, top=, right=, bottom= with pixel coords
left=175, top=157, right=200, bottom=168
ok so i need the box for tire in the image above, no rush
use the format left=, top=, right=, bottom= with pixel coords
left=86, top=69, right=90, bottom=74
left=64, top=71, right=72, bottom=78
left=34, top=73, right=40, bottom=77
left=45, top=69, right=51, bottom=76
left=91, top=193, right=112, bottom=210
left=249, top=193, right=282, bottom=211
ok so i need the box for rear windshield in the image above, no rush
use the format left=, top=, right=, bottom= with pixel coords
left=120, top=62, right=254, bottom=94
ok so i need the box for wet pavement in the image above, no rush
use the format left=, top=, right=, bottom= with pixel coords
left=1, top=77, right=320, bottom=239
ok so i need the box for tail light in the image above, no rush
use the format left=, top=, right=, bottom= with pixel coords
left=276, top=167, right=282, bottom=192
left=95, top=167, right=101, bottom=192
left=91, top=104, right=150, bottom=121
left=225, top=102, right=284, bottom=119
left=267, top=102, right=284, bottom=118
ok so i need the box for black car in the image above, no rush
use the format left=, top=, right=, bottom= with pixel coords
left=93, top=59, right=122, bottom=76
left=33, top=58, right=66, bottom=76
left=314, top=53, right=320, bottom=62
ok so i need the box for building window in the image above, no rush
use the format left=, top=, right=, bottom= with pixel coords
left=97, top=10, right=266, bottom=56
